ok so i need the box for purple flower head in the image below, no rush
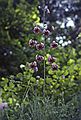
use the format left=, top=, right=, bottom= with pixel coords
left=0, top=102, right=8, bottom=110
left=33, top=26, right=41, bottom=34
left=43, top=29, right=51, bottom=36
left=29, top=39, right=37, bottom=47
left=36, top=43, right=45, bottom=50
left=29, top=61, right=38, bottom=72
left=36, top=55, right=44, bottom=62
left=30, top=61, right=37, bottom=69
left=48, top=55, right=56, bottom=63
left=50, top=41, right=58, bottom=48
left=51, top=64, right=58, bottom=70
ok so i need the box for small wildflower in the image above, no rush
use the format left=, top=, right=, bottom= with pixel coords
left=48, top=55, right=56, bottom=63
left=29, top=39, right=37, bottom=47
left=50, top=41, right=58, bottom=48
left=36, top=55, right=44, bottom=62
left=51, top=64, right=58, bottom=70
left=36, top=43, right=44, bottom=50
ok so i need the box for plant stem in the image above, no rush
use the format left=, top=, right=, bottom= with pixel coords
left=43, top=37, right=46, bottom=96
left=43, top=0, right=46, bottom=96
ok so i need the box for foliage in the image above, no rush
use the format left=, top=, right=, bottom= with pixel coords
left=0, top=0, right=39, bottom=76
left=0, top=96, right=79, bottom=120
left=1, top=45, right=81, bottom=103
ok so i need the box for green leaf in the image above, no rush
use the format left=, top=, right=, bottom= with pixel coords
left=67, top=59, right=75, bottom=65
left=79, top=51, right=81, bottom=55
left=8, top=98, right=13, bottom=104
left=63, top=70, right=68, bottom=76
left=30, top=77, right=36, bottom=83
left=79, top=71, right=81, bottom=75
left=55, top=84, right=60, bottom=89
left=77, top=32, right=81, bottom=38
left=9, top=82, right=15, bottom=89
left=0, top=98, right=2, bottom=103
left=48, top=69, right=54, bottom=75
left=46, top=78, right=52, bottom=84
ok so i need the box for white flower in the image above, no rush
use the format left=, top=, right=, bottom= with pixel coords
left=20, top=64, right=25, bottom=69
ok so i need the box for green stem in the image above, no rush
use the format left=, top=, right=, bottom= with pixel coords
left=43, top=37, right=46, bottom=96
left=42, top=0, right=46, bottom=96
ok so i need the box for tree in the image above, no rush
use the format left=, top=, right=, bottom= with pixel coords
left=0, top=0, right=39, bottom=76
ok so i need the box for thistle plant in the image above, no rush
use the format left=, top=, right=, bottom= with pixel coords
left=28, top=0, right=58, bottom=96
